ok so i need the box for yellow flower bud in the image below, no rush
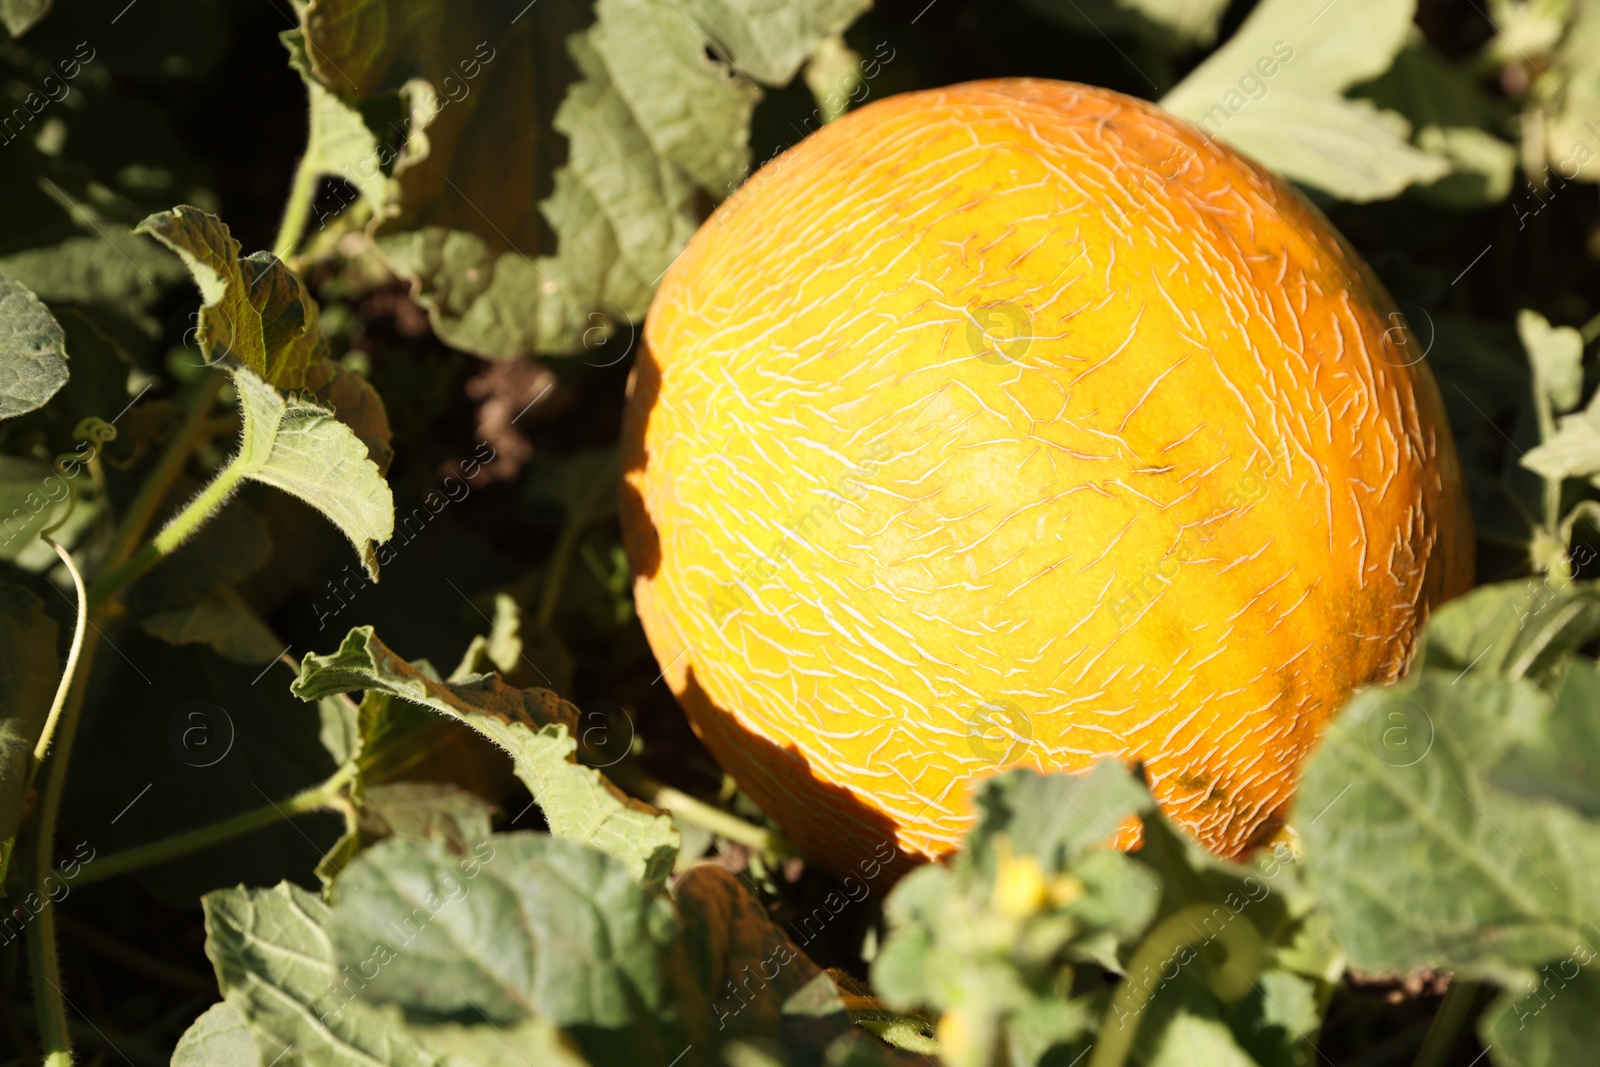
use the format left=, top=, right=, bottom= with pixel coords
left=994, top=852, right=1048, bottom=918
left=937, top=1008, right=969, bottom=1061
left=1047, top=873, right=1085, bottom=908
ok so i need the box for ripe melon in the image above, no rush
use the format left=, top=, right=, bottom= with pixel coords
left=620, top=79, right=1472, bottom=877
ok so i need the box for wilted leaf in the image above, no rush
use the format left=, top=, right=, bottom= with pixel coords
left=231, top=366, right=394, bottom=580
left=0, top=272, right=68, bottom=419
left=1161, top=0, right=1450, bottom=200
left=293, top=626, right=679, bottom=885
left=674, top=863, right=853, bottom=1055
left=172, top=1002, right=263, bottom=1067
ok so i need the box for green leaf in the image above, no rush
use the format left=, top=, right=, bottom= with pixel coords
left=0, top=455, right=70, bottom=561
left=1481, top=965, right=1600, bottom=1067
left=357, top=782, right=498, bottom=851
left=1522, top=0, right=1600, bottom=183
left=292, top=626, right=679, bottom=885
left=1412, top=124, right=1518, bottom=207
left=970, top=761, right=1153, bottom=869
left=0, top=272, right=68, bottom=419
left=140, top=585, right=284, bottom=664
left=0, top=235, right=187, bottom=324
left=1, top=0, right=51, bottom=36
left=874, top=764, right=1157, bottom=1064
left=172, top=1002, right=263, bottom=1067
left=1161, top=0, right=1450, bottom=200
left=326, top=832, right=675, bottom=1026
left=408, top=1017, right=589, bottom=1067
left=304, top=357, right=395, bottom=477
left=1520, top=407, right=1600, bottom=484
left=318, top=779, right=499, bottom=887
left=1491, top=659, right=1600, bottom=817
left=1520, top=309, right=1586, bottom=416
left=203, top=882, right=455, bottom=1067
left=1296, top=669, right=1600, bottom=985
left=1140, top=1002, right=1260, bottom=1067
left=279, top=30, right=392, bottom=216
left=1354, top=41, right=1516, bottom=208
left=1418, top=579, right=1600, bottom=683
left=0, top=582, right=58, bottom=860
left=231, top=366, right=395, bottom=580
left=134, top=207, right=326, bottom=388
left=292, top=0, right=868, bottom=357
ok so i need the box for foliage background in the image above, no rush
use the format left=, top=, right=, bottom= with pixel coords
left=2, top=0, right=1600, bottom=1065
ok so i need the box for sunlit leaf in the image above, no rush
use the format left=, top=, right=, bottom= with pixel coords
left=293, top=626, right=679, bottom=885
left=1297, top=669, right=1600, bottom=987
left=1162, top=0, right=1450, bottom=200
left=231, top=366, right=394, bottom=580
left=172, top=1002, right=263, bottom=1067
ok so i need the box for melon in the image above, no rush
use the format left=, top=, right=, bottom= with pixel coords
left=620, top=79, right=1473, bottom=876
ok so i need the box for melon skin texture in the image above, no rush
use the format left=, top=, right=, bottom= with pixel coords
left=621, top=79, right=1473, bottom=877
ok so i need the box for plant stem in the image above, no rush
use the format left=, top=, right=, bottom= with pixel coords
left=640, top=780, right=796, bottom=856
left=27, top=629, right=102, bottom=1067
left=1412, top=978, right=1479, bottom=1067
left=24, top=373, right=228, bottom=1066
left=89, top=441, right=247, bottom=608
left=89, top=370, right=227, bottom=606
left=30, top=540, right=87, bottom=772
left=0, top=539, right=91, bottom=889
left=1089, top=903, right=1264, bottom=1067
left=74, top=763, right=357, bottom=888
left=275, top=155, right=321, bottom=260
